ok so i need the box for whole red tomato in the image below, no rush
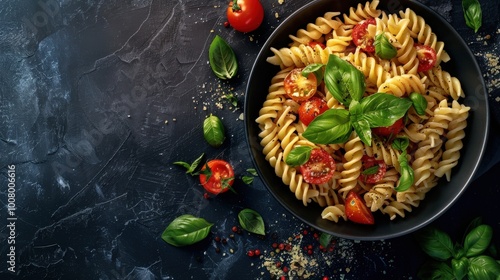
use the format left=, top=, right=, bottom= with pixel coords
left=227, top=0, right=264, bottom=33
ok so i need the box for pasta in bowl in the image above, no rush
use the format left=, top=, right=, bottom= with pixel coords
left=244, top=0, right=488, bottom=240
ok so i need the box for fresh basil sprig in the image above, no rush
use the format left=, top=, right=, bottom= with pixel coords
left=209, top=35, right=238, bottom=79
left=285, top=146, right=314, bottom=166
left=417, top=218, right=500, bottom=279
left=374, top=34, right=397, bottom=60
left=324, top=55, right=365, bottom=106
left=161, top=214, right=213, bottom=247
left=203, top=114, right=226, bottom=148
left=392, top=137, right=415, bottom=192
left=462, top=0, right=482, bottom=33
left=409, top=92, right=428, bottom=116
left=242, top=168, right=258, bottom=185
left=303, top=93, right=412, bottom=145
left=238, top=208, right=265, bottom=236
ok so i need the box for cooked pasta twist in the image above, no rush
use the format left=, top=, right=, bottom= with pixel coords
left=343, top=0, right=381, bottom=25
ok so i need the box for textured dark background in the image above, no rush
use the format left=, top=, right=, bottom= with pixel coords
left=0, top=0, right=499, bottom=279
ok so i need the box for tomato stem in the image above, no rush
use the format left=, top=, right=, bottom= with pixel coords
left=232, top=1, right=241, bottom=12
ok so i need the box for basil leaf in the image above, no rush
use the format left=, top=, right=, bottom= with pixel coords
left=173, top=153, right=205, bottom=175
left=319, top=232, right=333, bottom=248
left=451, top=257, right=469, bottom=280
left=209, top=35, right=238, bottom=79
left=464, top=225, right=493, bottom=257
left=417, top=261, right=454, bottom=280
left=324, top=55, right=365, bottom=105
left=161, top=214, right=213, bottom=247
left=246, top=168, right=258, bottom=176
left=394, top=153, right=414, bottom=192
left=242, top=175, right=254, bottom=185
left=352, top=118, right=372, bottom=146
left=359, top=93, right=412, bottom=128
left=238, top=208, right=265, bottom=236
left=285, top=146, right=313, bottom=166
left=409, top=92, right=428, bottom=116
left=392, top=137, right=409, bottom=152
left=374, top=34, right=397, bottom=60
left=302, top=109, right=352, bottom=144
left=362, top=165, right=380, bottom=175
left=417, top=227, right=455, bottom=261
left=302, top=63, right=324, bottom=85
left=203, top=114, right=226, bottom=148
left=462, top=0, right=482, bottom=33
left=467, top=255, right=500, bottom=279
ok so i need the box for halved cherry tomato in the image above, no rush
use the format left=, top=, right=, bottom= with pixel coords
left=298, top=97, right=329, bottom=126
left=199, top=159, right=235, bottom=194
left=352, top=18, right=376, bottom=53
left=227, top=0, right=264, bottom=33
left=284, top=68, right=317, bottom=102
left=372, top=117, right=405, bottom=138
left=359, top=155, right=387, bottom=184
left=308, top=41, right=326, bottom=49
left=299, top=149, right=336, bottom=184
left=345, top=191, right=374, bottom=225
left=415, top=43, right=437, bottom=72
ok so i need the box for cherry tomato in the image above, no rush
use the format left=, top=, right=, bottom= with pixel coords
left=372, top=117, right=404, bottom=138
left=199, top=159, right=235, bottom=194
left=352, top=18, right=376, bottom=53
left=345, top=191, right=374, bottom=225
left=415, top=43, right=437, bottom=72
left=298, top=97, right=329, bottom=126
left=359, top=155, right=387, bottom=184
left=299, top=149, right=336, bottom=184
left=226, top=0, right=264, bottom=33
left=308, top=41, right=326, bottom=49
left=284, top=68, right=318, bottom=102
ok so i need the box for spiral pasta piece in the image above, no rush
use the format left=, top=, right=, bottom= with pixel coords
left=338, top=134, right=364, bottom=198
left=422, top=66, right=464, bottom=100
left=290, top=12, right=343, bottom=46
left=378, top=74, right=426, bottom=97
left=343, top=0, right=381, bottom=25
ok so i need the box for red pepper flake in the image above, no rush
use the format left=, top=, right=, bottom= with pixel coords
left=214, top=236, right=221, bottom=243
left=307, top=249, right=313, bottom=255
left=203, top=193, right=210, bottom=199
left=285, top=244, right=292, bottom=251
left=254, top=249, right=261, bottom=256
left=278, top=243, right=285, bottom=250
left=282, top=266, right=289, bottom=273
left=322, top=277, right=329, bottom=280
left=223, top=21, right=230, bottom=28
left=272, top=242, right=278, bottom=249
left=279, top=276, right=286, bottom=280
left=247, top=250, right=255, bottom=257
left=275, top=261, right=281, bottom=268
left=303, top=229, right=308, bottom=235
left=231, top=226, right=239, bottom=233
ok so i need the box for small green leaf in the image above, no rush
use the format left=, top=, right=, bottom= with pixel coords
left=238, top=208, right=265, bottom=236
left=452, top=257, right=469, bottom=280
left=464, top=225, right=493, bottom=257
left=285, top=146, right=313, bottom=166
left=209, top=35, right=238, bottom=79
left=161, top=214, right=213, bottom=247
left=418, top=261, right=455, bottom=280
left=417, top=227, right=455, bottom=261
left=359, top=93, right=413, bottom=128
left=242, top=175, right=254, bottom=185
left=394, top=154, right=414, bottom=192
left=362, top=165, right=380, bottom=175
left=409, top=92, right=428, bottom=116
left=467, top=255, right=500, bottom=280
left=392, top=137, right=410, bottom=152
left=319, top=232, right=333, bottom=248
left=246, top=168, right=258, bottom=176
left=203, top=114, right=226, bottom=148
left=302, top=109, right=352, bottom=144
left=302, top=63, right=324, bottom=85
left=173, top=153, right=205, bottom=175
left=374, top=34, right=397, bottom=60
left=222, top=93, right=238, bottom=107
left=462, top=0, right=482, bottom=33
left=324, top=55, right=365, bottom=105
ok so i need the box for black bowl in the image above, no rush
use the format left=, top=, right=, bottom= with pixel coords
left=244, top=0, right=489, bottom=240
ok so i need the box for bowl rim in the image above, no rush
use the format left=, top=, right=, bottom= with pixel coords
left=244, top=0, right=489, bottom=240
